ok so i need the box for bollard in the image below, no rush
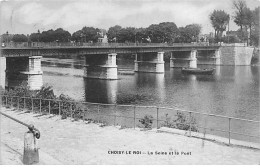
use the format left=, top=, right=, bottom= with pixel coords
left=23, top=130, right=39, bottom=165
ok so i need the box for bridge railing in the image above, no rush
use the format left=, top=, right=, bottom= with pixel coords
left=1, top=95, right=259, bottom=148
left=1, top=42, right=220, bottom=48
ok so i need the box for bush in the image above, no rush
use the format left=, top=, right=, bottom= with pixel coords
left=221, top=35, right=240, bottom=43
left=2, top=83, right=88, bottom=121
left=162, top=112, right=198, bottom=132
left=139, top=115, right=153, bottom=129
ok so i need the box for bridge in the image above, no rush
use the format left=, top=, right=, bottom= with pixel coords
left=0, top=42, right=222, bottom=90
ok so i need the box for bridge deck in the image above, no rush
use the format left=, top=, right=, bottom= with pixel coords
left=1, top=42, right=220, bottom=57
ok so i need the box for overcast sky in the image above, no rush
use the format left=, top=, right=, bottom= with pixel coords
left=0, top=0, right=259, bottom=35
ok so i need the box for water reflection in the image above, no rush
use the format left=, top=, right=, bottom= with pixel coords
left=134, top=73, right=166, bottom=103
left=235, top=66, right=253, bottom=84
left=215, top=66, right=221, bottom=77
left=84, top=78, right=118, bottom=104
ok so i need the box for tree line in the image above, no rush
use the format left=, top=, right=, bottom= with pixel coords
left=1, top=0, right=259, bottom=46
left=1, top=22, right=202, bottom=44
left=209, top=0, right=259, bottom=46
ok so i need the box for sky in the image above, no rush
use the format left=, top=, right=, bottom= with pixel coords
left=0, top=0, right=259, bottom=35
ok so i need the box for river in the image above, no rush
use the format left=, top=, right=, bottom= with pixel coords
left=41, top=56, right=260, bottom=143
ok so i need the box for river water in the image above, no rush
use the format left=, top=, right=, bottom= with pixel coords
left=41, top=56, right=260, bottom=143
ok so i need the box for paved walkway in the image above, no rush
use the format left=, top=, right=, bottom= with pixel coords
left=1, top=107, right=260, bottom=164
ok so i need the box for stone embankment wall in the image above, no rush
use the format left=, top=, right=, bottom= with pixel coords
left=220, top=44, right=254, bottom=65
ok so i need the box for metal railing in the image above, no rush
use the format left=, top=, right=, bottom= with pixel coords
left=1, top=95, right=259, bottom=148
left=1, top=42, right=220, bottom=49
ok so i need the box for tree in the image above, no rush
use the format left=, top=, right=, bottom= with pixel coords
left=210, top=10, right=230, bottom=41
left=176, top=24, right=202, bottom=43
left=71, top=30, right=83, bottom=42
left=176, top=27, right=186, bottom=43
left=107, top=25, right=122, bottom=42
left=40, top=29, right=55, bottom=42
left=185, top=24, right=202, bottom=41
left=29, top=28, right=71, bottom=42
left=53, top=28, right=71, bottom=42
left=81, top=26, right=100, bottom=43
left=146, top=24, right=163, bottom=43
left=251, top=7, right=260, bottom=46
left=12, top=34, right=28, bottom=42
left=146, top=22, right=179, bottom=43
left=29, top=32, right=40, bottom=42
left=135, top=28, right=147, bottom=43
left=233, top=0, right=247, bottom=30
left=158, top=22, right=179, bottom=43
left=117, top=27, right=136, bottom=43
left=71, top=27, right=100, bottom=43
left=233, top=0, right=251, bottom=44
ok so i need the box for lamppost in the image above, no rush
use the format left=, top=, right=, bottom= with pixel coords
left=37, top=30, right=40, bottom=46
left=135, top=32, right=137, bottom=45
left=6, top=31, right=9, bottom=45
left=227, top=16, right=230, bottom=44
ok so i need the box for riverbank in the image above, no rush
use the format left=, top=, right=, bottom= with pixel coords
left=1, top=107, right=259, bottom=164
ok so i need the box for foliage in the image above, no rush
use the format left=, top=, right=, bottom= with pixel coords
left=233, top=0, right=259, bottom=46
left=177, top=24, right=202, bottom=43
left=139, top=115, right=153, bottom=129
left=36, top=85, right=56, bottom=99
left=81, top=26, right=100, bottom=43
left=250, top=7, right=260, bottom=46
left=210, top=10, right=230, bottom=39
left=107, top=25, right=122, bottom=42
left=162, top=112, right=198, bottom=132
left=72, top=27, right=100, bottom=43
left=135, top=28, right=147, bottom=43
left=146, top=22, right=179, bottom=43
left=208, top=37, right=217, bottom=44
left=221, top=35, right=240, bottom=43
left=29, top=33, right=40, bottom=42
left=2, top=83, right=88, bottom=121
left=117, top=27, right=136, bottom=43
left=233, top=0, right=247, bottom=29
left=106, top=24, right=181, bottom=43
left=29, top=28, right=71, bottom=42
left=71, top=30, right=82, bottom=42
left=3, top=81, right=34, bottom=97
left=12, top=34, right=28, bottom=42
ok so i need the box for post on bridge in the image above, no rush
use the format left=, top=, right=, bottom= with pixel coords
left=134, top=52, right=165, bottom=73
left=84, top=53, right=118, bottom=80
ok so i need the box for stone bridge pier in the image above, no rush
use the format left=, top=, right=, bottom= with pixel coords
left=4, top=56, right=43, bottom=90
left=197, top=49, right=220, bottom=65
left=170, top=50, right=197, bottom=68
left=84, top=53, right=118, bottom=80
left=134, top=52, right=165, bottom=73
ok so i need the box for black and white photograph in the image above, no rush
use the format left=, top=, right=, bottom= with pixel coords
left=0, top=0, right=259, bottom=165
